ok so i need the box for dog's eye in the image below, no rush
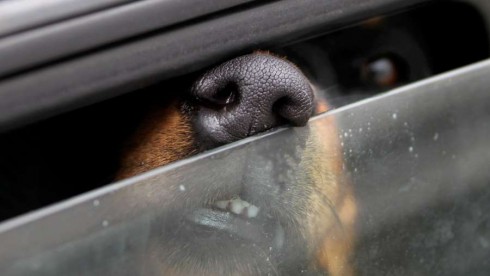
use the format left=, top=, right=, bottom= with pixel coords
left=360, top=54, right=408, bottom=88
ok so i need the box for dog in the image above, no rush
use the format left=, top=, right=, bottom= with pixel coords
left=115, top=52, right=357, bottom=276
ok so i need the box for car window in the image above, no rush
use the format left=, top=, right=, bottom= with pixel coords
left=2, top=58, right=490, bottom=275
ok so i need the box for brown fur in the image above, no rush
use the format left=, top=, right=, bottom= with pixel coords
left=302, top=109, right=357, bottom=276
left=116, top=100, right=196, bottom=180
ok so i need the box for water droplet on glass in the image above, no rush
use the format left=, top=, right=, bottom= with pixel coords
left=479, top=237, right=489, bottom=248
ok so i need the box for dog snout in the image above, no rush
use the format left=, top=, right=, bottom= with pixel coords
left=191, top=53, right=314, bottom=148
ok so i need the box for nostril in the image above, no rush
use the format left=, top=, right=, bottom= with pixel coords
left=272, top=94, right=313, bottom=127
left=272, top=96, right=293, bottom=123
left=196, top=82, right=239, bottom=110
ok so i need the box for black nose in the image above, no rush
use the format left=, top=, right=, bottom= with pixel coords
left=190, top=53, right=314, bottom=147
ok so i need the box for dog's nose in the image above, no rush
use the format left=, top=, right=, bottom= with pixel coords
left=191, top=53, right=314, bottom=147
